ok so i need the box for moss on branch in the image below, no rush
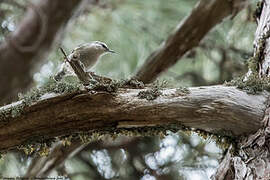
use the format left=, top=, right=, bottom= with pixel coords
left=226, top=74, right=270, bottom=94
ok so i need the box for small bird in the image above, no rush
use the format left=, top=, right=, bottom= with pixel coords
left=55, top=41, right=115, bottom=81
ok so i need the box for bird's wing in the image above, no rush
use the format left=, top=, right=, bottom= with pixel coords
left=71, top=43, right=88, bottom=53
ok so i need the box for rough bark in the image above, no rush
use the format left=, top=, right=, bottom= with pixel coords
left=212, top=1, right=270, bottom=179
left=256, top=1, right=270, bottom=76
left=0, top=85, right=268, bottom=152
left=134, top=0, right=248, bottom=83
left=0, top=0, right=87, bottom=105
left=212, top=97, right=270, bottom=180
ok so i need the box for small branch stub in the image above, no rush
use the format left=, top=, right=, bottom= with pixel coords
left=59, top=47, right=92, bottom=85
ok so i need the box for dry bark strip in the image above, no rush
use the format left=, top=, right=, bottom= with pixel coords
left=0, top=0, right=87, bottom=105
left=0, top=85, right=268, bottom=152
left=135, top=0, right=248, bottom=83
left=212, top=96, right=270, bottom=180
left=255, top=0, right=270, bottom=77
left=212, top=1, right=270, bottom=179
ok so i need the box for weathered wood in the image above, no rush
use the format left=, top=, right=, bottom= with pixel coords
left=256, top=0, right=270, bottom=76
left=0, top=85, right=268, bottom=152
left=213, top=1, right=270, bottom=179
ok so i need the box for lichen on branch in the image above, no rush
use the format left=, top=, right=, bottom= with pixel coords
left=0, top=78, right=82, bottom=122
left=226, top=74, right=270, bottom=94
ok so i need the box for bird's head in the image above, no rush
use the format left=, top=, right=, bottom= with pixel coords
left=92, top=41, right=115, bottom=54
left=73, top=41, right=114, bottom=55
left=71, top=41, right=115, bottom=59
left=70, top=41, right=115, bottom=68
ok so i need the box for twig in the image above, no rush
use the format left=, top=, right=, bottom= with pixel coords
left=59, top=47, right=92, bottom=84
left=59, top=47, right=69, bottom=62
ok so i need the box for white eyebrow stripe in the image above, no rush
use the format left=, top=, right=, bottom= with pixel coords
left=96, top=42, right=108, bottom=49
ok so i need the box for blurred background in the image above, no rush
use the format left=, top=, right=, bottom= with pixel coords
left=0, top=0, right=256, bottom=179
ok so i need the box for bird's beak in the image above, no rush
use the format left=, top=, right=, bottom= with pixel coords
left=108, top=49, right=116, bottom=53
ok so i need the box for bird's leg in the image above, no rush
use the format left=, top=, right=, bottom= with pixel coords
left=87, top=71, right=99, bottom=85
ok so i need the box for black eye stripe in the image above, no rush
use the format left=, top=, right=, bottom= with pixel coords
left=102, top=44, right=106, bottom=48
left=100, top=43, right=108, bottom=50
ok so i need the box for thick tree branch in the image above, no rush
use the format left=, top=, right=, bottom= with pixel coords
left=135, top=0, right=247, bottom=83
left=255, top=1, right=270, bottom=76
left=0, top=0, right=87, bottom=105
left=0, top=85, right=268, bottom=152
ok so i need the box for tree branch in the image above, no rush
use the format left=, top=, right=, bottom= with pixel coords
left=255, top=1, right=270, bottom=77
left=0, top=85, right=268, bottom=152
left=0, top=0, right=86, bottom=105
left=135, top=0, right=248, bottom=83
left=212, top=1, right=270, bottom=179
left=25, top=141, right=85, bottom=178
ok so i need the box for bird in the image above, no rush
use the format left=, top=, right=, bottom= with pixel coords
left=54, top=41, right=115, bottom=81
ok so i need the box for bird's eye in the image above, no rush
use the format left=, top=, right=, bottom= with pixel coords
left=101, top=44, right=108, bottom=50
